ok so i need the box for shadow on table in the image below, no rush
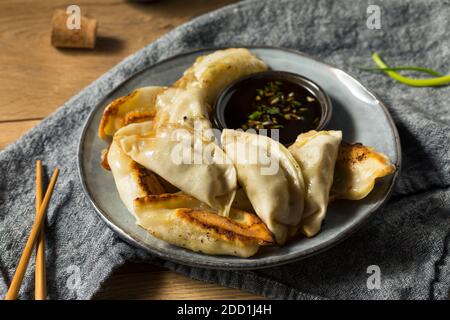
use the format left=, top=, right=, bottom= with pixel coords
left=55, top=36, right=125, bottom=55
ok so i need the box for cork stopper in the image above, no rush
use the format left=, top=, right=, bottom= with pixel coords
left=51, top=9, right=97, bottom=49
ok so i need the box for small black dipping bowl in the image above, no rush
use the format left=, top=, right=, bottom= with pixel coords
left=213, top=71, right=332, bottom=145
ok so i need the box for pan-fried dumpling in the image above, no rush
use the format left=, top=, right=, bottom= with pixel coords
left=134, top=193, right=274, bottom=257
left=288, top=130, right=342, bottom=237
left=107, top=122, right=165, bottom=216
left=153, top=87, right=212, bottom=130
left=221, top=129, right=305, bottom=244
left=113, top=119, right=154, bottom=138
left=331, top=142, right=396, bottom=200
left=98, top=86, right=166, bottom=139
left=174, top=48, right=268, bottom=104
left=107, top=141, right=165, bottom=215
left=118, top=124, right=237, bottom=215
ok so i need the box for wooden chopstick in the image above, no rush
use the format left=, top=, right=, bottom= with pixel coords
left=35, top=160, right=46, bottom=300
left=5, top=167, right=59, bottom=300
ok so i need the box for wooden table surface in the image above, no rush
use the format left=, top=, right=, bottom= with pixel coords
left=0, top=0, right=263, bottom=300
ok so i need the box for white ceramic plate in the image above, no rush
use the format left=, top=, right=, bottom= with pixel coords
left=78, top=47, right=401, bottom=269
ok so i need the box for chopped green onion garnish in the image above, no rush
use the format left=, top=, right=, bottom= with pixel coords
left=267, top=107, right=280, bottom=115
left=248, top=111, right=262, bottom=120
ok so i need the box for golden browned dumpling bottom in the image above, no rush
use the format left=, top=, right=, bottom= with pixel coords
left=134, top=193, right=274, bottom=258
left=98, top=86, right=165, bottom=139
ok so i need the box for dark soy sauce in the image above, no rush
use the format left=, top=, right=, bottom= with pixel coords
left=222, top=78, right=322, bottom=145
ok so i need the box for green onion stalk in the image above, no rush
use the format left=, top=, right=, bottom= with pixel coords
left=371, top=52, right=450, bottom=87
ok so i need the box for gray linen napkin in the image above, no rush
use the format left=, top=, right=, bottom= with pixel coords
left=0, top=0, right=449, bottom=300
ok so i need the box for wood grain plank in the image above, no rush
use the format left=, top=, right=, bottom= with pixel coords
left=0, top=0, right=236, bottom=121
left=0, top=120, right=41, bottom=149
left=95, top=263, right=264, bottom=300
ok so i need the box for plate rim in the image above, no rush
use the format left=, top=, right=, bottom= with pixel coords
left=77, top=46, right=402, bottom=270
